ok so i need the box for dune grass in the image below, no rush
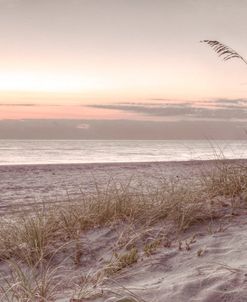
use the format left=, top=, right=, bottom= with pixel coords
left=0, top=161, right=247, bottom=301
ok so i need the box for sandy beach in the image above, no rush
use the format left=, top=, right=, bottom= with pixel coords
left=1, top=0, right=246, bottom=300
left=0, top=159, right=240, bottom=211
left=1, top=159, right=247, bottom=301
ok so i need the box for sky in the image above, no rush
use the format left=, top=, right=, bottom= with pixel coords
left=1, top=0, right=247, bottom=139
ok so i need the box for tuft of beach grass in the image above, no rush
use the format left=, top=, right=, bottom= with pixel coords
left=0, top=160, right=247, bottom=300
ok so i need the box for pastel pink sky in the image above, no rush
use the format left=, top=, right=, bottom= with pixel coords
left=0, top=105, right=141, bottom=120
left=1, top=0, right=247, bottom=121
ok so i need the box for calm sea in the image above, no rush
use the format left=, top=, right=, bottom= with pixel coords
left=1, top=140, right=247, bottom=165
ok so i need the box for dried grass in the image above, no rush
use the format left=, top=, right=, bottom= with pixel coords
left=0, top=161, right=246, bottom=300
left=201, top=40, right=247, bottom=64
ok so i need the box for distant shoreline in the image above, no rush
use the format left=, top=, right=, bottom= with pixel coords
left=0, top=157, right=246, bottom=168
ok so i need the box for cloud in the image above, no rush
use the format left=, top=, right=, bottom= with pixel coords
left=0, top=118, right=247, bottom=140
left=88, top=99, right=247, bottom=121
left=2, top=98, right=247, bottom=140
left=212, top=98, right=247, bottom=105
left=77, top=123, right=90, bottom=129
left=88, top=103, right=195, bottom=117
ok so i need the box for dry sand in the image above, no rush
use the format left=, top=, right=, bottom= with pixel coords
left=1, top=160, right=247, bottom=301
left=64, top=210, right=247, bottom=302
left=0, top=159, right=237, bottom=212
left=101, top=213, right=247, bottom=302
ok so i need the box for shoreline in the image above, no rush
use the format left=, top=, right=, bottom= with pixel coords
left=0, top=157, right=246, bottom=168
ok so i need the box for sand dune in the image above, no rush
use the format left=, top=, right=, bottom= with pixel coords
left=61, top=210, right=247, bottom=302
left=1, top=160, right=247, bottom=301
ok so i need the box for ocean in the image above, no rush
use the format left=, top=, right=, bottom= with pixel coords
left=1, top=140, right=247, bottom=165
